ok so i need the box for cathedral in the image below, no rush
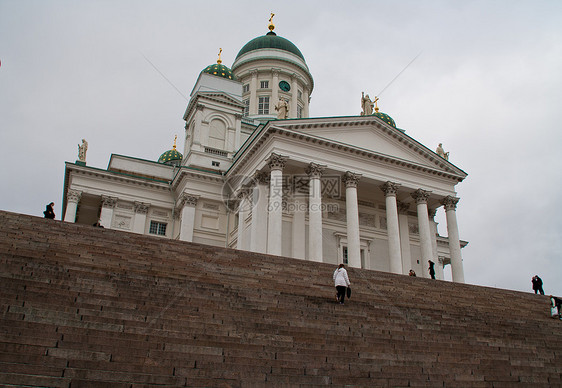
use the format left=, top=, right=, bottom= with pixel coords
left=62, top=17, right=468, bottom=282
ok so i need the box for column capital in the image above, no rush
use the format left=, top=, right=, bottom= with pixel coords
left=250, top=69, right=259, bottom=77
left=134, top=201, right=150, bottom=214
left=272, top=68, right=281, bottom=77
left=178, top=192, right=199, bottom=208
left=442, top=196, right=460, bottom=211
left=380, top=181, right=401, bottom=196
left=196, top=104, right=205, bottom=112
left=266, top=153, right=287, bottom=171
left=305, top=162, right=326, bottom=179
left=101, top=195, right=118, bottom=208
left=411, top=189, right=431, bottom=204
left=67, top=189, right=82, bottom=203
left=343, top=171, right=362, bottom=188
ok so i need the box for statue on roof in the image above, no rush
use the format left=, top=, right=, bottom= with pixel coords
left=361, top=92, right=374, bottom=116
left=275, top=98, right=289, bottom=119
left=436, top=143, right=449, bottom=160
left=78, top=139, right=88, bottom=162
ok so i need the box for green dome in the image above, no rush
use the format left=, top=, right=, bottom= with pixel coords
left=236, top=31, right=305, bottom=61
left=373, top=111, right=396, bottom=128
left=201, top=63, right=236, bottom=80
left=158, top=148, right=183, bottom=166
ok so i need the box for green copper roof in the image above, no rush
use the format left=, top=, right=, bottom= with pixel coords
left=201, top=63, right=236, bottom=80
left=158, top=148, right=183, bottom=165
left=236, top=32, right=305, bottom=61
left=373, top=111, right=396, bottom=128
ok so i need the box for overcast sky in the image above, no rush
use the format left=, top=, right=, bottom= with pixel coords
left=1, top=0, right=561, bottom=296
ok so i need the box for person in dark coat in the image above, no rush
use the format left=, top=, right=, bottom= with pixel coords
left=532, top=275, right=544, bottom=295
left=428, top=260, right=436, bottom=279
left=43, top=202, right=55, bottom=219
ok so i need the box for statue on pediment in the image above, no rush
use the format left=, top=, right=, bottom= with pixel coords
left=78, top=139, right=88, bottom=162
left=361, top=92, right=374, bottom=116
left=436, top=143, right=449, bottom=160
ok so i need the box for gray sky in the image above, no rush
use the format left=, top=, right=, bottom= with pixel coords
left=1, top=0, right=561, bottom=296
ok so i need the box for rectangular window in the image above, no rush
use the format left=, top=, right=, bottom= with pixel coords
left=343, top=247, right=348, bottom=265
left=297, top=104, right=303, bottom=118
left=243, top=99, right=249, bottom=116
left=298, top=90, right=303, bottom=100
left=258, top=96, right=270, bottom=115
left=149, top=221, right=167, bottom=236
left=242, top=84, right=249, bottom=93
left=260, top=80, right=269, bottom=89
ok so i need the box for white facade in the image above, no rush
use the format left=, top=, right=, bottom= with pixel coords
left=62, top=25, right=468, bottom=282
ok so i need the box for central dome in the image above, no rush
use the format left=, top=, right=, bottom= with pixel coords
left=235, top=31, right=305, bottom=61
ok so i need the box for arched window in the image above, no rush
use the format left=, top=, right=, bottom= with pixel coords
left=208, top=119, right=226, bottom=150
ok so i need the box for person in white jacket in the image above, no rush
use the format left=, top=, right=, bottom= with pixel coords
left=333, top=264, right=351, bottom=304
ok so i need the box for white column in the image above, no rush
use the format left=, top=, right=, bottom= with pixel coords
left=398, top=201, right=412, bottom=275
left=249, top=69, right=258, bottom=115
left=272, top=69, right=279, bottom=108
left=303, top=87, right=310, bottom=118
left=178, top=193, right=198, bottom=242
left=250, top=172, right=269, bottom=254
left=380, top=181, right=402, bottom=274
left=266, top=153, right=287, bottom=256
left=236, top=190, right=251, bottom=250
left=192, top=104, right=204, bottom=150
left=234, top=113, right=242, bottom=151
left=290, top=74, right=299, bottom=118
left=411, top=189, right=433, bottom=278
left=306, top=162, right=326, bottom=262
left=132, top=202, right=149, bottom=234
left=442, top=196, right=465, bottom=283
left=100, top=195, right=117, bottom=229
left=64, top=190, right=81, bottom=222
left=291, top=197, right=306, bottom=259
left=343, top=171, right=362, bottom=268
left=428, top=208, right=440, bottom=279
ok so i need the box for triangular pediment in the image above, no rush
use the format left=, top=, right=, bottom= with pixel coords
left=265, top=116, right=466, bottom=178
left=183, top=91, right=244, bottom=121
left=196, top=91, right=244, bottom=107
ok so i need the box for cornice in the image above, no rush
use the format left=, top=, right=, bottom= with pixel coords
left=184, top=92, right=245, bottom=122
left=170, top=168, right=224, bottom=191
left=66, top=163, right=170, bottom=191
left=227, top=121, right=467, bottom=183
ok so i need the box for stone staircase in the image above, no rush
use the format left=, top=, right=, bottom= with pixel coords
left=0, top=210, right=560, bottom=387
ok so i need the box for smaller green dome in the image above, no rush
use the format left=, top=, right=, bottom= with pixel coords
left=373, top=111, right=396, bottom=128
left=158, top=148, right=183, bottom=166
left=201, top=63, right=236, bottom=80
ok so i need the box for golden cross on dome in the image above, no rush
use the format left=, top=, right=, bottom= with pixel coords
left=268, top=13, right=275, bottom=31
left=374, top=96, right=380, bottom=112
left=217, top=48, right=222, bottom=64
left=173, top=135, right=177, bottom=150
